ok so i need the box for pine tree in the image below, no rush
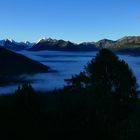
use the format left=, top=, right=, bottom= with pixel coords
left=66, top=49, right=138, bottom=102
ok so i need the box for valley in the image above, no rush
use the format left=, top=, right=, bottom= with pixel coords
left=1, top=50, right=140, bottom=94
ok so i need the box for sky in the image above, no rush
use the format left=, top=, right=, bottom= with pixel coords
left=0, top=0, right=140, bottom=43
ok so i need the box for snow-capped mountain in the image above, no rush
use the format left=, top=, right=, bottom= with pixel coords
left=37, top=37, right=58, bottom=44
left=0, top=39, right=35, bottom=51
left=1, top=36, right=140, bottom=52
left=30, top=38, right=98, bottom=51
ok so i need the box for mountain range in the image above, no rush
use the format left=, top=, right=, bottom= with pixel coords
left=30, top=38, right=98, bottom=51
left=1, top=36, right=140, bottom=52
left=0, top=39, right=34, bottom=51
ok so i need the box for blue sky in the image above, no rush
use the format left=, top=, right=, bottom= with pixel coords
left=0, top=0, right=140, bottom=43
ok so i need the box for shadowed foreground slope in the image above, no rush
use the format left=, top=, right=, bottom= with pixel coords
left=0, top=46, right=49, bottom=75
left=0, top=46, right=50, bottom=85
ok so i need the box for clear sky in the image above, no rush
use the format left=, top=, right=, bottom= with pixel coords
left=0, top=0, right=140, bottom=43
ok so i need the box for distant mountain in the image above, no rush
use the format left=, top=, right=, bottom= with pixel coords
left=30, top=38, right=98, bottom=51
left=1, top=36, right=140, bottom=52
left=110, top=36, right=140, bottom=49
left=0, top=39, right=34, bottom=51
left=101, top=36, right=140, bottom=55
left=30, top=36, right=140, bottom=52
left=93, top=36, right=140, bottom=54
left=95, top=39, right=116, bottom=48
left=95, top=36, right=140, bottom=49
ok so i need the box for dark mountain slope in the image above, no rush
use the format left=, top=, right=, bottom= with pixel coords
left=0, top=46, right=49, bottom=76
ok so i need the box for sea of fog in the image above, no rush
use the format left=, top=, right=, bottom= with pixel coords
left=0, top=50, right=140, bottom=94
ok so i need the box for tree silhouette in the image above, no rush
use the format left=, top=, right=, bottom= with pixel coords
left=66, top=49, right=138, bottom=102
left=14, top=83, right=36, bottom=113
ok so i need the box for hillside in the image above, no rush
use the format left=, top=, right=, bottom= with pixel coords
left=0, top=47, right=50, bottom=85
left=0, top=47, right=50, bottom=76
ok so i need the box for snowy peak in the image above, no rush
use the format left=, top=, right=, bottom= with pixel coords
left=37, top=37, right=58, bottom=44
left=0, top=39, right=34, bottom=51
left=1, top=36, right=140, bottom=51
left=30, top=37, right=98, bottom=51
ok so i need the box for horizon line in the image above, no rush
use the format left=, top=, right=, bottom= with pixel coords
left=0, top=35, right=140, bottom=44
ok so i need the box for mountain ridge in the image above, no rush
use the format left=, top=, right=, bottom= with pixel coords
left=0, top=39, right=34, bottom=51
left=30, top=36, right=140, bottom=51
left=1, top=36, right=140, bottom=51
